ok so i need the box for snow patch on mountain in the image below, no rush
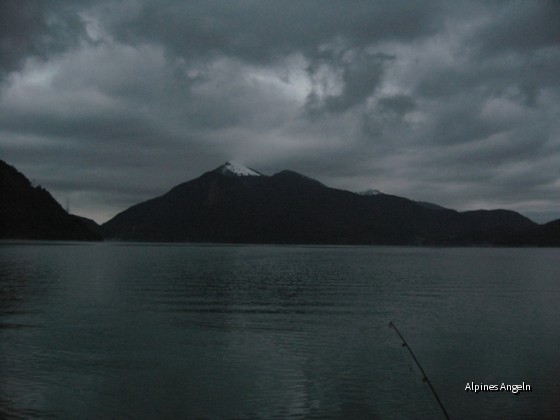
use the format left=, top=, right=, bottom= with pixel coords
left=220, top=161, right=261, bottom=177
left=358, top=189, right=383, bottom=196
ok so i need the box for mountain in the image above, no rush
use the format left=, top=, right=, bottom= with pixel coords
left=358, top=189, right=383, bottom=196
left=0, top=160, right=102, bottom=241
left=73, top=215, right=104, bottom=237
left=496, top=217, right=560, bottom=246
left=102, top=161, right=542, bottom=245
left=540, top=219, right=560, bottom=246
left=415, top=201, right=448, bottom=211
left=216, top=160, right=263, bottom=176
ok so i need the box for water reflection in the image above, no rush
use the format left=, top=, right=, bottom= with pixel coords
left=0, top=256, right=52, bottom=329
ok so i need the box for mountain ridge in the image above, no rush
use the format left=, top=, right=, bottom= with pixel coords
left=2, top=159, right=557, bottom=245
left=0, top=159, right=102, bottom=241
left=102, top=162, right=553, bottom=245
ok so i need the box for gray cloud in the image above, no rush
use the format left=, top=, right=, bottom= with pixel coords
left=0, top=0, right=91, bottom=80
left=105, top=0, right=442, bottom=63
left=377, top=94, right=415, bottom=116
left=305, top=49, right=394, bottom=114
left=0, top=0, right=559, bottom=224
left=472, top=0, right=560, bottom=57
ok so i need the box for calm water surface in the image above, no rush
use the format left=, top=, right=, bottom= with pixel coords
left=1, top=242, right=560, bottom=419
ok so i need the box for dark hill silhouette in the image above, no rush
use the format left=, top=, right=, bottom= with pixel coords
left=496, top=217, right=560, bottom=246
left=0, top=160, right=102, bottom=240
left=102, top=162, right=542, bottom=245
left=541, top=219, right=560, bottom=246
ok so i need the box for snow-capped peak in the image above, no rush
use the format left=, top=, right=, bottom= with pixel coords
left=358, top=189, right=383, bottom=196
left=219, top=161, right=261, bottom=177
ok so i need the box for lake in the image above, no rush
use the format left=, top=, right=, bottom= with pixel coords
left=1, top=242, right=559, bottom=419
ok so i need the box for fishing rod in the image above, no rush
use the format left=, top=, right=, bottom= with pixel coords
left=389, top=321, right=451, bottom=420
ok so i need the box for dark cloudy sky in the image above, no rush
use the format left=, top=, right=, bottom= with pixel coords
left=1, top=0, right=559, bottom=224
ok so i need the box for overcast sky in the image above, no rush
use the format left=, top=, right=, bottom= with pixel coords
left=1, top=0, right=559, bottom=224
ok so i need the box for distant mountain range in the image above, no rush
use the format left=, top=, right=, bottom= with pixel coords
left=0, top=160, right=101, bottom=241
left=2, top=159, right=558, bottom=245
left=101, top=161, right=559, bottom=246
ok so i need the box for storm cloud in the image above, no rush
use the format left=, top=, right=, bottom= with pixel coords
left=1, top=0, right=559, bottom=223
